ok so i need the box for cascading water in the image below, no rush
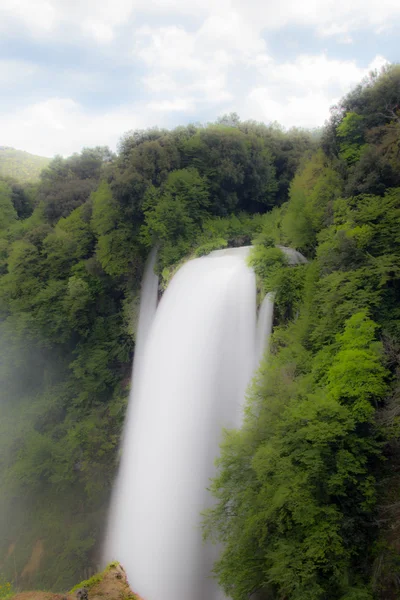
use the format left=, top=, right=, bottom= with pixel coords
left=105, top=247, right=275, bottom=600
left=256, top=292, right=274, bottom=362
left=116, top=247, right=159, bottom=451
left=133, top=247, right=159, bottom=375
left=278, top=245, right=308, bottom=265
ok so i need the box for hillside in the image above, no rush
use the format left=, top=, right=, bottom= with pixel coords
left=10, top=562, right=140, bottom=600
left=0, top=146, right=50, bottom=183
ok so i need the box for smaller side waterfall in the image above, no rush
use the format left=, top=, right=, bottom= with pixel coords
left=131, top=247, right=159, bottom=379
left=256, top=292, right=274, bottom=362
left=105, top=248, right=159, bottom=552
left=121, top=247, right=159, bottom=439
left=278, top=245, right=308, bottom=264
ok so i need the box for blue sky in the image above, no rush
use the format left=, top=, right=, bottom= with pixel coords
left=0, top=0, right=398, bottom=157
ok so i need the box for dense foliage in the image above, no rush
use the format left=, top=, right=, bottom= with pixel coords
left=0, top=119, right=314, bottom=590
left=204, top=65, right=400, bottom=600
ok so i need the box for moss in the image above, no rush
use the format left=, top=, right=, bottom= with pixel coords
left=69, top=573, right=102, bottom=593
left=193, top=238, right=227, bottom=257
left=69, top=563, right=141, bottom=600
left=69, top=562, right=118, bottom=593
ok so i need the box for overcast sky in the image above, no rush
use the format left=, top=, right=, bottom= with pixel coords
left=0, top=0, right=397, bottom=157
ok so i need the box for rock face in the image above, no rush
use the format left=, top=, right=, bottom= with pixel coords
left=11, top=563, right=140, bottom=600
left=75, top=589, right=88, bottom=600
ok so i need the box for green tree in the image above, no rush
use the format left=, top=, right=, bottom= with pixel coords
left=205, top=310, right=388, bottom=600
left=337, top=112, right=365, bottom=165
left=141, top=168, right=210, bottom=268
left=91, top=181, right=136, bottom=277
left=282, top=150, right=341, bottom=252
left=0, top=181, right=17, bottom=230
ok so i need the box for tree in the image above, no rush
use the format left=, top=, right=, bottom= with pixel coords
left=337, top=112, right=365, bottom=165
left=91, top=181, right=137, bottom=277
left=204, top=307, right=387, bottom=600
left=0, top=181, right=17, bottom=230
left=282, top=150, right=341, bottom=252
left=140, top=168, right=210, bottom=268
left=38, top=148, right=112, bottom=223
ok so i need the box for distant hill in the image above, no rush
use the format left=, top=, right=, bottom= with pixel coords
left=0, top=146, right=50, bottom=183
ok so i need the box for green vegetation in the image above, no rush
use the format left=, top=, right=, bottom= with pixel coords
left=0, top=577, right=13, bottom=600
left=204, top=65, right=400, bottom=600
left=0, top=147, right=50, bottom=184
left=1, top=67, right=400, bottom=599
left=0, top=118, right=314, bottom=590
left=70, top=562, right=118, bottom=593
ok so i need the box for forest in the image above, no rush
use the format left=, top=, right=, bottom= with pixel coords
left=1, top=64, right=400, bottom=600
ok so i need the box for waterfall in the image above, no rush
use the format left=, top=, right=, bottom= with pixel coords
left=277, top=245, right=308, bottom=265
left=133, top=247, right=159, bottom=375
left=117, top=247, right=159, bottom=451
left=256, top=292, right=274, bottom=362
left=104, top=247, right=275, bottom=600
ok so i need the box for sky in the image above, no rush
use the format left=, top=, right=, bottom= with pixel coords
left=0, top=0, right=398, bottom=157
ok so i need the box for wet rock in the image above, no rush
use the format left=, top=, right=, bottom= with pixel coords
left=75, top=588, right=88, bottom=600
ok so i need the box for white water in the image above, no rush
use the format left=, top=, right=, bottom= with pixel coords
left=117, top=248, right=159, bottom=450
left=256, top=292, right=274, bottom=362
left=278, top=245, right=308, bottom=265
left=105, top=248, right=274, bottom=600
left=134, top=248, right=159, bottom=373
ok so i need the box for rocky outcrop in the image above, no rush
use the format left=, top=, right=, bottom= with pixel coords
left=12, top=563, right=140, bottom=600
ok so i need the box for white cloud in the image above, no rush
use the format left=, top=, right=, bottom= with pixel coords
left=143, top=73, right=179, bottom=93
left=0, top=98, right=149, bottom=157
left=0, top=7, right=391, bottom=157
left=135, top=26, right=201, bottom=72
left=0, top=60, right=38, bottom=86
left=148, top=98, right=196, bottom=112
left=134, top=8, right=390, bottom=131
left=75, top=0, right=134, bottom=43
left=0, top=0, right=57, bottom=35
left=197, top=13, right=266, bottom=58
left=136, top=11, right=270, bottom=73
left=81, top=21, right=115, bottom=44
left=265, top=54, right=372, bottom=92
left=369, top=55, right=390, bottom=72
left=243, top=54, right=390, bottom=129
left=237, top=0, right=400, bottom=37
left=0, top=0, right=396, bottom=155
left=136, top=13, right=269, bottom=112
left=0, top=0, right=134, bottom=43
left=2, top=51, right=384, bottom=159
left=246, top=90, right=335, bottom=130
left=2, top=0, right=400, bottom=45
